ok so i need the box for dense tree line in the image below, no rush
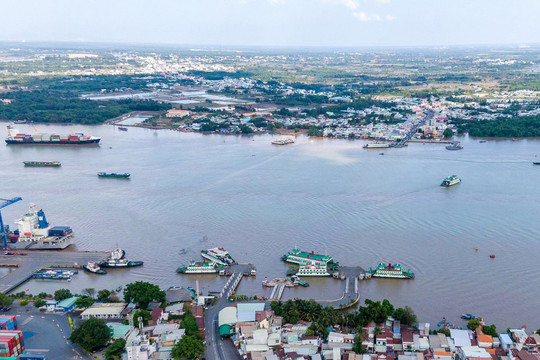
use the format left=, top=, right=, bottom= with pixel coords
left=456, top=115, right=540, bottom=137
left=0, top=90, right=170, bottom=124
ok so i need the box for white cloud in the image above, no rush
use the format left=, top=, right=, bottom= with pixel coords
left=352, top=11, right=381, bottom=21
left=376, top=0, right=391, bottom=4
left=267, top=0, right=286, bottom=4
left=385, top=14, right=396, bottom=21
left=319, top=0, right=360, bottom=10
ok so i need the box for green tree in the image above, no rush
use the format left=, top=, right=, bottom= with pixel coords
left=123, top=281, right=165, bottom=309
left=467, top=318, right=481, bottom=330
left=54, top=289, right=72, bottom=301
left=536, top=329, right=540, bottom=335
left=104, top=338, right=126, bottom=360
left=37, top=292, right=51, bottom=299
left=20, top=300, right=29, bottom=306
left=352, top=332, right=368, bottom=354
left=482, top=324, right=498, bottom=337
left=171, top=335, right=205, bottom=360
left=443, top=128, right=454, bottom=138
left=394, top=306, right=418, bottom=326
left=33, top=299, right=46, bottom=308
left=75, top=297, right=95, bottom=309
left=133, top=309, right=152, bottom=328
left=97, top=289, right=111, bottom=302
left=0, top=293, right=13, bottom=307
left=180, top=312, right=200, bottom=338
left=240, top=124, right=253, bottom=134
left=69, top=317, right=112, bottom=352
left=82, top=288, right=96, bottom=298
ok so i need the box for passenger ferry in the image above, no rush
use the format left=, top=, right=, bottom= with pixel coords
left=369, top=263, right=414, bottom=279
left=201, top=248, right=235, bottom=266
left=363, top=142, right=391, bottom=149
left=282, top=248, right=334, bottom=266
left=177, top=260, right=218, bottom=274
left=296, top=262, right=331, bottom=277
left=441, top=175, right=461, bottom=187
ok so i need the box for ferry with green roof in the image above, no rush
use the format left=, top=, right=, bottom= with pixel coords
left=441, top=175, right=461, bottom=187
left=176, top=260, right=219, bottom=274
left=282, top=248, right=334, bottom=266
left=295, top=262, right=331, bottom=277
left=368, top=263, right=414, bottom=279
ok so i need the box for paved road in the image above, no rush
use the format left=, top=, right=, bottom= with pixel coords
left=7, top=303, right=92, bottom=359
left=0, top=250, right=108, bottom=293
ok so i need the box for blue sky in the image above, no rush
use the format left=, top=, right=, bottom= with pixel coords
left=1, top=0, right=540, bottom=47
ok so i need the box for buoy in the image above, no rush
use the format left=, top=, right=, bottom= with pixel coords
left=489, top=254, right=495, bottom=259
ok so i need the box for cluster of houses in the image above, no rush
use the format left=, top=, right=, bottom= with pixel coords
left=218, top=304, right=540, bottom=360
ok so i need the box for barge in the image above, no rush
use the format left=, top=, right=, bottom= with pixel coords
left=23, top=161, right=61, bottom=167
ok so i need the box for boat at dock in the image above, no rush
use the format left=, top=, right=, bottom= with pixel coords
left=295, top=262, right=331, bottom=277
left=271, top=138, right=294, bottom=145
left=446, top=141, right=463, bottom=150
left=369, top=263, right=414, bottom=279
left=83, top=262, right=107, bottom=275
left=98, top=248, right=142, bottom=268
left=177, top=260, right=219, bottom=274
left=201, top=248, right=235, bottom=266
left=33, top=269, right=76, bottom=280
left=6, top=127, right=100, bottom=145
left=23, top=161, right=61, bottom=167
left=291, top=275, right=309, bottom=287
left=441, top=175, right=461, bottom=187
left=363, top=142, right=391, bottom=149
left=282, top=248, right=334, bottom=266
left=10, top=203, right=73, bottom=250
left=98, top=172, right=130, bottom=178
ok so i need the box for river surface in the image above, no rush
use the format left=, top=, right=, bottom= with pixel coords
left=1, top=123, right=539, bottom=330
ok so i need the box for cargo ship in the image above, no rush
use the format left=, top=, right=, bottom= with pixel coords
left=9, top=204, right=73, bottom=250
left=5, top=127, right=100, bottom=145
left=201, top=248, right=235, bottom=266
left=368, top=263, right=414, bottom=279
left=83, top=262, right=107, bottom=275
left=441, top=175, right=461, bottom=187
left=177, top=260, right=219, bottom=274
left=23, top=161, right=61, bottom=167
left=363, top=142, right=391, bottom=149
left=98, top=172, right=130, bottom=178
left=282, top=248, right=334, bottom=266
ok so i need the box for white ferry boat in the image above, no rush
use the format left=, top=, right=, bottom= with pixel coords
left=201, top=248, right=235, bottom=266
left=271, top=138, right=294, bottom=145
left=177, top=260, right=218, bottom=274
left=369, top=263, right=414, bottom=279
left=11, top=204, right=73, bottom=250
left=363, top=142, right=391, bottom=149
left=296, top=262, right=331, bottom=277
left=282, top=248, right=334, bottom=266
left=441, top=175, right=461, bottom=187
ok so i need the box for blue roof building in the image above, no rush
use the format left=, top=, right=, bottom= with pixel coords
left=55, top=297, right=78, bottom=312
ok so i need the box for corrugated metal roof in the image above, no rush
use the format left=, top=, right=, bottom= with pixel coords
left=218, top=307, right=237, bottom=327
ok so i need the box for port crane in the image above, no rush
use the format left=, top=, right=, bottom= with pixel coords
left=0, top=197, right=22, bottom=248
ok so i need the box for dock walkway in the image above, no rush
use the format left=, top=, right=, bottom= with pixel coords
left=0, top=250, right=109, bottom=293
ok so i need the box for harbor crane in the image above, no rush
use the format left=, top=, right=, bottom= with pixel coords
left=0, top=197, right=22, bottom=248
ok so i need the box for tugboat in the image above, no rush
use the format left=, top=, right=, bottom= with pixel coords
left=98, top=172, right=130, bottom=178
left=201, top=248, right=235, bottom=266
left=23, top=161, right=61, bottom=167
left=368, top=263, right=414, bottom=279
left=177, top=260, right=219, bottom=274
left=441, top=175, right=461, bottom=187
left=83, top=262, right=107, bottom=275
left=98, top=257, right=143, bottom=268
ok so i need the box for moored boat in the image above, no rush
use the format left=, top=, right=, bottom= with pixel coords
left=23, top=161, right=61, bottom=167
left=98, top=172, right=130, bottom=178
left=271, top=138, right=294, bottom=145
left=363, top=142, right=391, bottom=149
left=441, top=175, right=461, bottom=187
left=83, top=262, right=107, bottom=275
left=282, top=248, right=334, bottom=266
left=201, top=248, right=235, bottom=266
left=295, top=262, right=331, bottom=277
left=177, top=260, right=219, bottom=274
left=98, top=257, right=143, bottom=268
left=369, top=263, right=414, bottom=279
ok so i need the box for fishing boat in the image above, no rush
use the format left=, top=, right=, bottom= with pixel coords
left=295, top=262, right=331, bottom=277
left=116, top=286, right=123, bottom=292
left=271, top=138, right=294, bottom=145
left=368, top=263, right=414, bottom=279
left=201, top=248, right=235, bottom=266
left=23, top=161, right=61, bottom=167
left=98, top=172, right=130, bottom=178
left=83, top=262, right=107, bottom=275
left=446, top=141, right=463, bottom=150
left=177, top=260, right=219, bottom=274
left=282, top=248, right=334, bottom=266
left=441, top=175, right=461, bottom=187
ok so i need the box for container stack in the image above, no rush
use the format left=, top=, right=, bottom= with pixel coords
left=18, top=354, right=47, bottom=360
left=0, top=329, right=24, bottom=358
left=0, top=316, right=17, bottom=331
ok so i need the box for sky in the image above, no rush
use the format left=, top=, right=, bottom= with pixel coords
left=1, top=0, right=540, bottom=48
